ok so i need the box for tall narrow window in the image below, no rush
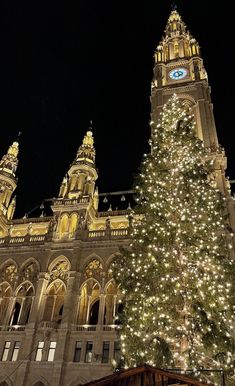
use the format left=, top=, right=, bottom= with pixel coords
left=85, top=341, right=93, bottom=363
left=73, top=341, right=82, bottom=362
left=11, top=341, right=20, bottom=361
left=35, top=341, right=44, bottom=361
left=47, top=341, right=56, bottom=362
left=114, top=341, right=121, bottom=363
left=1, top=342, right=10, bottom=361
left=10, top=302, right=21, bottom=325
left=101, top=341, right=110, bottom=363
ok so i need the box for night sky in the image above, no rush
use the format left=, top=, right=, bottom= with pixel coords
left=0, top=1, right=233, bottom=217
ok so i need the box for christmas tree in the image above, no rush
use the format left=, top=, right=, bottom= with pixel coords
left=112, top=95, right=235, bottom=385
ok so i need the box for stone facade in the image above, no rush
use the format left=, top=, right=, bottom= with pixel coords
left=0, top=7, right=234, bottom=386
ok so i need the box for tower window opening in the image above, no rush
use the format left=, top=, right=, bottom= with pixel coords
left=1, top=341, right=10, bottom=361
left=47, top=341, right=56, bottom=361
left=35, top=341, right=44, bottom=361
left=11, top=341, right=20, bottom=361
left=10, top=301, right=21, bottom=325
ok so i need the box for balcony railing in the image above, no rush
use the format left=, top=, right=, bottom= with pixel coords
left=0, top=227, right=129, bottom=247
left=71, top=324, right=118, bottom=332
left=38, top=321, right=59, bottom=330
left=0, top=325, right=26, bottom=332
left=0, top=235, right=46, bottom=246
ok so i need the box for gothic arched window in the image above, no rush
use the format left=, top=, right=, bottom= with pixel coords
left=77, top=280, right=101, bottom=325
left=21, top=260, right=39, bottom=284
left=49, top=257, right=70, bottom=283
left=84, top=259, right=103, bottom=279
left=10, top=282, right=34, bottom=326
left=43, top=280, right=66, bottom=323
left=0, top=262, right=17, bottom=284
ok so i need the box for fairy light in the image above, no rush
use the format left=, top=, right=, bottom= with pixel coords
left=112, top=95, right=235, bottom=384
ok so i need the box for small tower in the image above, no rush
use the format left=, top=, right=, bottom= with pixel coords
left=53, top=129, right=98, bottom=239
left=59, top=130, right=97, bottom=200
left=0, top=141, right=19, bottom=234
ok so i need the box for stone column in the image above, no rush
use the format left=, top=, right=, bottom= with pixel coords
left=27, top=272, right=49, bottom=327
left=98, top=294, right=106, bottom=325
left=18, top=297, right=25, bottom=324
left=113, top=295, right=117, bottom=324
left=5, top=296, right=15, bottom=326
left=61, top=271, right=80, bottom=327
left=85, top=295, right=91, bottom=324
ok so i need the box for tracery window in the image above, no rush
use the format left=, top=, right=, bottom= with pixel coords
left=0, top=263, right=17, bottom=284
left=49, top=258, right=70, bottom=282
left=85, top=259, right=103, bottom=279
left=77, top=280, right=101, bottom=325
left=43, top=280, right=66, bottom=323
left=10, top=282, right=34, bottom=326
left=21, top=261, right=39, bottom=283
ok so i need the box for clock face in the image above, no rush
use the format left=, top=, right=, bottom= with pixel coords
left=169, top=68, right=187, bottom=80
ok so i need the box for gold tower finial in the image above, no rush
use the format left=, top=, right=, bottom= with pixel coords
left=0, top=139, right=19, bottom=177
left=76, top=128, right=96, bottom=164
left=82, top=131, right=94, bottom=147
left=154, top=7, right=200, bottom=63
left=7, top=141, right=19, bottom=158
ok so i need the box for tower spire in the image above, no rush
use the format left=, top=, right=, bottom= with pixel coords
left=0, top=140, right=19, bottom=178
left=155, top=7, right=200, bottom=63
left=58, top=127, right=97, bottom=199
left=0, top=139, right=19, bottom=221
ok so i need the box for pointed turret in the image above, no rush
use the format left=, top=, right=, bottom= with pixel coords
left=155, top=8, right=200, bottom=63
left=58, top=129, right=98, bottom=200
left=0, top=140, right=19, bottom=218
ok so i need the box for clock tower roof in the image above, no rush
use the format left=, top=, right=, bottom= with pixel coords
left=155, top=8, right=200, bottom=63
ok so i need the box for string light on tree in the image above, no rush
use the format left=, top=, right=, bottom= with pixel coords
left=112, top=94, right=235, bottom=386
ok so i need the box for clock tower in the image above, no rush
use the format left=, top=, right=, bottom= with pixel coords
left=151, top=7, right=235, bottom=231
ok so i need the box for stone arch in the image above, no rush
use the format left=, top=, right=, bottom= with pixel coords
left=48, top=255, right=71, bottom=273
left=104, top=280, right=121, bottom=325
left=177, top=93, right=196, bottom=107
left=43, top=279, right=66, bottom=323
left=80, top=253, right=104, bottom=272
left=0, top=379, right=12, bottom=386
left=10, top=281, right=34, bottom=326
left=20, top=258, right=40, bottom=283
left=33, top=383, right=45, bottom=386
left=77, top=278, right=101, bottom=325
left=105, top=252, right=122, bottom=271
left=58, top=213, right=69, bottom=235
left=177, top=93, right=203, bottom=140
left=0, top=258, right=18, bottom=271
left=0, top=281, right=12, bottom=325
left=83, top=256, right=104, bottom=281
left=15, top=280, right=35, bottom=296
left=48, top=255, right=71, bottom=284
left=31, top=377, right=49, bottom=386
left=0, top=259, right=18, bottom=285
